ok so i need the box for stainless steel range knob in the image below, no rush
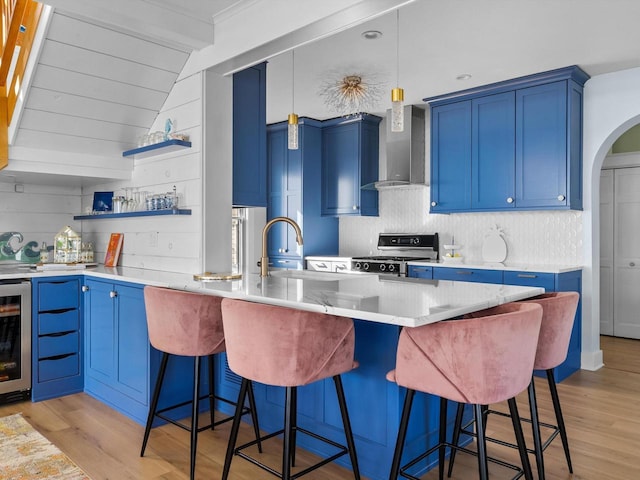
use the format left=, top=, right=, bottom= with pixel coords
left=363, top=262, right=370, bottom=271
left=388, top=264, right=396, bottom=272
left=354, top=262, right=362, bottom=270
left=379, top=264, right=386, bottom=271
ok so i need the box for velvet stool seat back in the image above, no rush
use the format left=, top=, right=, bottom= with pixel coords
left=220, top=298, right=360, bottom=480
left=449, top=292, right=580, bottom=480
left=388, top=302, right=543, bottom=480
left=141, top=287, right=260, bottom=480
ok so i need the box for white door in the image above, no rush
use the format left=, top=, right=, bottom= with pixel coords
left=613, top=167, right=640, bottom=338
left=600, top=169, right=614, bottom=335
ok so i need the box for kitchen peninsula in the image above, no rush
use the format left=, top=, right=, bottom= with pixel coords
left=3, top=266, right=545, bottom=480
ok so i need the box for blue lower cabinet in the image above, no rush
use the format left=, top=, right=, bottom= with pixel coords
left=423, top=267, right=581, bottom=382
left=31, top=276, right=83, bottom=402
left=83, top=278, right=196, bottom=425
left=432, top=266, right=504, bottom=284
left=407, top=265, right=433, bottom=279
left=505, top=269, right=582, bottom=382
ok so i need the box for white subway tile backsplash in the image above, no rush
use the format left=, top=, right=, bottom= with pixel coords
left=339, top=186, right=583, bottom=266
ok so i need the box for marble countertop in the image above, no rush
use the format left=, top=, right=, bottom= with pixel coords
left=2, top=265, right=544, bottom=328
left=407, top=260, right=583, bottom=274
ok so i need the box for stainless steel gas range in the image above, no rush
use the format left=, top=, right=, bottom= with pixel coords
left=351, top=233, right=439, bottom=276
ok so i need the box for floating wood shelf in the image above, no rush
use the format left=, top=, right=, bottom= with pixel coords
left=122, top=139, right=191, bottom=159
left=74, top=209, right=192, bottom=220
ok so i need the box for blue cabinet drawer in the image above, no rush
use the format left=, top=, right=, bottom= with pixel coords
left=407, top=265, right=433, bottom=279
left=433, top=267, right=503, bottom=284
left=271, top=256, right=303, bottom=270
left=504, top=271, right=555, bottom=290
left=39, top=332, right=79, bottom=359
left=38, top=353, right=79, bottom=382
left=38, top=280, right=79, bottom=311
left=38, top=309, right=79, bottom=335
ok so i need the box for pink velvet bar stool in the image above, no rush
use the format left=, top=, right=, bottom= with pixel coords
left=141, top=287, right=261, bottom=480
left=388, top=302, right=543, bottom=480
left=448, top=292, right=580, bottom=480
left=220, top=298, right=360, bottom=480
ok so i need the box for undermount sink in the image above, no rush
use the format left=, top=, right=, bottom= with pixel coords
left=269, top=270, right=360, bottom=281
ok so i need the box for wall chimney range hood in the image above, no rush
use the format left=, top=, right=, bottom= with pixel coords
left=362, top=105, right=427, bottom=190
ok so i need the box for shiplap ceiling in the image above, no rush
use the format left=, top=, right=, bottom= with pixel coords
left=12, top=11, right=190, bottom=158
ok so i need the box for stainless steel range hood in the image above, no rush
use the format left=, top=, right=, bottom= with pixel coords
left=362, top=105, right=427, bottom=190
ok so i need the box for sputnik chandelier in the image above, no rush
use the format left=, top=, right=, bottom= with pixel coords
left=318, top=69, right=386, bottom=117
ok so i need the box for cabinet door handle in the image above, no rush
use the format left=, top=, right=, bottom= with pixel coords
left=81, top=285, right=89, bottom=292
left=317, top=263, right=328, bottom=268
left=335, top=265, right=346, bottom=271
left=506, top=197, right=514, bottom=204
left=456, top=271, right=473, bottom=275
left=352, top=205, right=359, bottom=210
left=630, top=262, right=636, bottom=267
left=109, top=291, right=118, bottom=298
left=431, top=201, right=437, bottom=207
left=277, top=260, right=290, bottom=264
left=557, top=194, right=566, bottom=201
left=517, top=274, right=537, bottom=278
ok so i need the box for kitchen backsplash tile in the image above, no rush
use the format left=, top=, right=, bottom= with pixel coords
left=339, top=186, right=583, bottom=266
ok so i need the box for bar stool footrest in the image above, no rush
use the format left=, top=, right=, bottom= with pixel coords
left=234, top=426, right=349, bottom=480
left=459, top=408, right=561, bottom=455
left=154, top=393, right=253, bottom=433
left=400, top=440, right=526, bottom=480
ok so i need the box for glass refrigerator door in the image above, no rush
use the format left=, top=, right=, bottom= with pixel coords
left=0, top=294, right=21, bottom=383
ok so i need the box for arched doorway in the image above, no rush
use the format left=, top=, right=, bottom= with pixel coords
left=582, top=67, right=640, bottom=370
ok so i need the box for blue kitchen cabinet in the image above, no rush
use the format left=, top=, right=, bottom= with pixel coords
left=472, top=91, right=516, bottom=210
left=504, top=269, right=582, bottom=382
left=407, top=265, right=434, bottom=279
left=417, top=266, right=582, bottom=382
left=267, top=118, right=338, bottom=268
left=31, top=276, right=83, bottom=401
left=233, top=62, right=267, bottom=207
left=430, top=101, right=472, bottom=212
left=516, top=80, right=583, bottom=209
left=432, top=266, right=504, bottom=284
left=321, top=114, right=381, bottom=216
left=426, top=66, right=588, bottom=213
left=83, top=278, right=195, bottom=425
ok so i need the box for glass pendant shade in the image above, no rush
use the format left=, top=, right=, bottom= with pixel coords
left=391, top=87, right=404, bottom=132
left=288, top=113, right=299, bottom=150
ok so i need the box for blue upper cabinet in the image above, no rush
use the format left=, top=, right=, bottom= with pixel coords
left=426, top=66, right=588, bottom=213
left=233, top=62, right=267, bottom=207
left=321, top=114, right=381, bottom=216
left=472, top=91, right=516, bottom=210
left=430, top=101, right=472, bottom=212
left=267, top=118, right=339, bottom=268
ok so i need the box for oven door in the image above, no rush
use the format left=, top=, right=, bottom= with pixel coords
left=0, top=280, right=31, bottom=399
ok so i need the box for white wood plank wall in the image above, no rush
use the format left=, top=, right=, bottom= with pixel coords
left=80, top=73, right=204, bottom=274
left=0, top=182, right=81, bottom=254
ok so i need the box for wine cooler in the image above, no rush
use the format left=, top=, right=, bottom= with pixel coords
left=0, top=279, right=31, bottom=404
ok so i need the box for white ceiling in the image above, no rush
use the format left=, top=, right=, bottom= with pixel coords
left=266, top=0, right=640, bottom=122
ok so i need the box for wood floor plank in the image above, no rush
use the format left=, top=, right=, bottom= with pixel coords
left=1, top=335, right=639, bottom=479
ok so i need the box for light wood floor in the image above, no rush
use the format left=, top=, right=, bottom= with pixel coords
left=1, top=335, right=639, bottom=480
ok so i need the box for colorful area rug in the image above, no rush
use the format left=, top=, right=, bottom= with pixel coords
left=0, top=413, right=90, bottom=479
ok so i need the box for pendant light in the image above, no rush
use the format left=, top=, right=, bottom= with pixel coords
left=288, top=50, right=299, bottom=150
left=391, top=9, right=404, bottom=132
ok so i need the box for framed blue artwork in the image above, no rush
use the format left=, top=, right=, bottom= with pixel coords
left=92, top=191, right=113, bottom=212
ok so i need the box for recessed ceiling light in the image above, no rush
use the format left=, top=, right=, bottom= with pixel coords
left=456, top=73, right=473, bottom=81
left=361, top=30, right=383, bottom=40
